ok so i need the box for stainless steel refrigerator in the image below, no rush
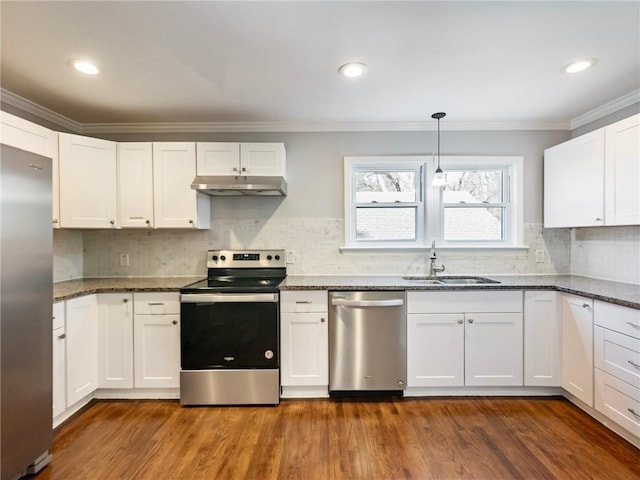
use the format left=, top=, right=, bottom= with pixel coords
left=1, top=143, right=53, bottom=479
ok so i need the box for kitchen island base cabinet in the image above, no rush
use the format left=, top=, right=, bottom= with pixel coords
left=280, top=291, right=329, bottom=398
left=561, top=294, right=594, bottom=407
left=407, top=291, right=523, bottom=388
left=133, top=293, right=180, bottom=389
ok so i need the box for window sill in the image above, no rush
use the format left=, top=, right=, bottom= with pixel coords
left=340, top=245, right=530, bottom=254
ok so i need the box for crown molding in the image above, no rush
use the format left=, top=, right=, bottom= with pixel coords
left=5, top=86, right=638, bottom=134
left=0, top=88, right=82, bottom=132
left=570, top=89, right=640, bottom=130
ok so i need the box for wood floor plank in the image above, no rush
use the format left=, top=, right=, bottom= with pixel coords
left=29, top=397, right=639, bottom=480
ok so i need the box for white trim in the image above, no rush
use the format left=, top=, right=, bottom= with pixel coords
left=340, top=245, right=529, bottom=254
left=570, top=89, right=640, bottom=130
left=0, top=88, right=82, bottom=132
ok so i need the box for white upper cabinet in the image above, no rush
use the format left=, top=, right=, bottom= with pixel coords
left=604, top=114, right=640, bottom=225
left=544, top=113, right=640, bottom=228
left=153, top=142, right=210, bottom=229
left=0, top=111, right=60, bottom=227
left=544, top=129, right=605, bottom=228
left=59, top=132, right=118, bottom=228
left=196, top=142, right=286, bottom=177
left=117, top=143, right=154, bottom=228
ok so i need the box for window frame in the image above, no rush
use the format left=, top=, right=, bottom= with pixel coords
left=343, top=155, right=524, bottom=251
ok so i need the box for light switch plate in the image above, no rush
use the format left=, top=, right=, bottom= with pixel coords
left=286, top=250, right=295, bottom=264
left=119, top=253, right=130, bottom=267
left=535, top=250, right=545, bottom=263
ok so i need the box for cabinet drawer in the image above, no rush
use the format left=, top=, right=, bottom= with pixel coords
left=281, top=291, right=328, bottom=313
left=53, top=301, right=65, bottom=330
left=134, top=292, right=180, bottom=315
left=595, top=369, right=640, bottom=438
left=594, top=301, right=640, bottom=339
left=595, top=326, right=640, bottom=388
left=407, top=290, right=522, bottom=314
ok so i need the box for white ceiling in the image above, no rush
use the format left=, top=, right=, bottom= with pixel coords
left=1, top=1, right=639, bottom=131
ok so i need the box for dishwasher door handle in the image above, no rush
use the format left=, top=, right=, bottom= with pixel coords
left=331, top=298, right=404, bottom=308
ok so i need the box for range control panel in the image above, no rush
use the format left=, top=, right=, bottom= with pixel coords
left=207, top=249, right=286, bottom=268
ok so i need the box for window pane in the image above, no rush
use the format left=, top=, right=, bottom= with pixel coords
left=444, top=207, right=504, bottom=241
left=356, top=207, right=416, bottom=241
left=355, top=171, right=416, bottom=203
left=442, top=170, right=503, bottom=204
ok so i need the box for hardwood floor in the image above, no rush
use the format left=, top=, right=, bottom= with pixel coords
left=31, top=397, right=639, bottom=480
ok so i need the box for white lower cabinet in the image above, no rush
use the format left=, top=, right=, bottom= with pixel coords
left=407, top=291, right=523, bottom=387
left=594, top=301, right=640, bottom=438
left=97, top=293, right=134, bottom=389
left=280, top=291, right=329, bottom=397
left=52, top=302, right=66, bottom=419
left=65, top=295, right=98, bottom=407
left=133, top=293, right=180, bottom=388
left=561, top=294, right=594, bottom=406
left=524, top=291, right=562, bottom=386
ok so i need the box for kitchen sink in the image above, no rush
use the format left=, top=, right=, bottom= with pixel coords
left=437, top=276, right=500, bottom=284
left=401, top=275, right=500, bottom=285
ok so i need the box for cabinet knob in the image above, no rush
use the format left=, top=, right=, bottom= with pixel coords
left=145, top=219, right=151, bottom=225
left=457, top=319, right=463, bottom=325
left=241, top=167, right=246, bottom=172
left=58, top=333, right=66, bottom=339
left=321, top=318, right=326, bottom=323
left=468, top=318, right=474, bottom=324
left=595, top=217, right=602, bottom=222
left=189, top=219, right=194, bottom=225
left=172, top=320, right=178, bottom=325
left=122, top=298, right=129, bottom=303
left=232, top=167, right=238, bottom=172
left=52, top=219, right=59, bottom=224
left=582, top=303, right=590, bottom=309
left=110, top=220, right=115, bottom=225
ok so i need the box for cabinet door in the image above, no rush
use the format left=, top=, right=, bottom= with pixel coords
left=605, top=114, right=640, bottom=225
left=66, top=295, right=98, bottom=407
left=196, top=142, right=240, bottom=175
left=407, top=313, right=464, bottom=387
left=465, top=312, right=523, bottom=386
left=97, top=294, right=134, bottom=389
left=281, top=312, right=328, bottom=386
left=117, top=143, right=154, bottom=228
left=562, top=295, right=594, bottom=406
left=153, top=142, right=210, bottom=228
left=524, top=291, right=562, bottom=386
left=240, top=143, right=286, bottom=176
left=52, top=302, right=66, bottom=419
left=59, top=132, right=118, bottom=228
left=544, top=129, right=605, bottom=228
left=134, top=314, right=180, bottom=388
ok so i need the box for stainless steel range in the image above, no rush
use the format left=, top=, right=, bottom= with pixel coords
left=180, top=250, right=286, bottom=406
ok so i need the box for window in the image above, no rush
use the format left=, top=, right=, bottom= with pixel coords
left=344, top=156, right=523, bottom=250
left=345, top=158, right=424, bottom=248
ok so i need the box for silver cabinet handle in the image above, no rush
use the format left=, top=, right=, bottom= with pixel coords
left=626, top=321, right=640, bottom=328
left=58, top=333, right=66, bottom=339
left=457, top=319, right=463, bottom=324
left=468, top=318, right=474, bottom=324
left=331, top=298, right=404, bottom=308
left=628, top=408, right=640, bottom=418
left=181, top=293, right=278, bottom=303
left=628, top=360, right=640, bottom=369
left=172, top=320, right=178, bottom=325
left=148, top=302, right=165, bottom=306
left=295, top=300, right=312, bottom=304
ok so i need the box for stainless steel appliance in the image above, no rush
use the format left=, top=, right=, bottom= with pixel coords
left=0, top=144, right=53, bottom=479
left=180, top=250, right=286, bottom=405
left=329, top=291, right=406, bottom=394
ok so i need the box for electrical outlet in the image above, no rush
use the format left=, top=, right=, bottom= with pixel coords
left=286, top=250, right=295, bottom=264
left=535, top=250, right=545, bottom=263
left=119, top=253, right=130, bottom=267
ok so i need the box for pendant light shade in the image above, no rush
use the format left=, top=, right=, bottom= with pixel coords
left=430, top=112, right=447, bottom=187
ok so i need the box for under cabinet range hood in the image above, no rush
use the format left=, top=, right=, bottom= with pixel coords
left=191, top=175, right=287, bottom=196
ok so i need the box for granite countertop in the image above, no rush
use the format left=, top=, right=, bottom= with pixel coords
left=53, top=276, right=204, bottom=301
left=54, top=274, right=640, bottom=310
left=280, top=274, right=640, bottom=310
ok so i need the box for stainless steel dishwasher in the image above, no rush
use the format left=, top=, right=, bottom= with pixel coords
left=329, top=291, right=406, bottom=394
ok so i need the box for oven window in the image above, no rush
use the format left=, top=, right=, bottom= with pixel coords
left=180, top=301, right=279, bottom=369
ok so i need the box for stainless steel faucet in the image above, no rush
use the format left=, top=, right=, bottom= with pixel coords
left=429, top=238, right=445, bottom=278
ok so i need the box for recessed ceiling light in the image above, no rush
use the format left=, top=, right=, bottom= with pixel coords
left=562, top=58, right=598, bottom=74
left=71, top=60, right=100, bottom=75
left=338, top=62, right=368, bottom=78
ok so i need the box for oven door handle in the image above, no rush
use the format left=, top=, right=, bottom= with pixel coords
left=181, top=293, right=279, bottom=303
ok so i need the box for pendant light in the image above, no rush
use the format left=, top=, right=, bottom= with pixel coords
left=431, top=112, right=447, bottom=187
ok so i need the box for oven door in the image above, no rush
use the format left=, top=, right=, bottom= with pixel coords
left=180, top=293, right=279, bottom=370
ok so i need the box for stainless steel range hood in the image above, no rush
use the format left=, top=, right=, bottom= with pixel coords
left=191, top=175, right=287, bottom=196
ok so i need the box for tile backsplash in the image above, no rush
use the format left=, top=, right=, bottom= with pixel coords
left=57, top=220, right=571, bottom=279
